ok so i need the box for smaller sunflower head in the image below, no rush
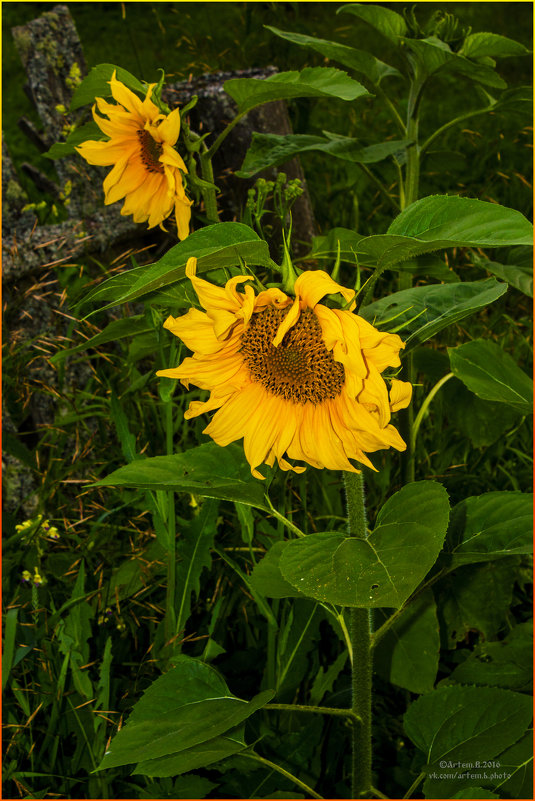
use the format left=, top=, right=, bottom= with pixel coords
left=76, top=72, right=192, bottom=239
left=157, top=259, right=412, bottom=479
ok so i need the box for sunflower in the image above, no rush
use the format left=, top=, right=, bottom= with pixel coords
left=157, top=258, right=412, bottom=478
left=76, top=72, right=192, bottom=239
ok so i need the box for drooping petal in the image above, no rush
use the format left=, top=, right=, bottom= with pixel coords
left=294, top=269, right=356, bottom=310
left=154, top=108, right=181, bottom=145
left=389, top=379, right=413, bottom=412
left=109, top=71, right=145, bottom=118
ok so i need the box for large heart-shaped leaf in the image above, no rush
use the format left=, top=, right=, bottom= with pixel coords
left=448, top=339, right=533, bottom=414
left=80, top=223, right=275, bottom=310
left=444, top=491, right=533, bottom=567
left=92, top=443, right=271, bottom=510
left=279, top=481, right=450, bottom=608
left=225, top=67, right=370, bottom=114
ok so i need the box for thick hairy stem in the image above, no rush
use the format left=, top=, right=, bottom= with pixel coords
left=343, top=471, right=373, bottom=799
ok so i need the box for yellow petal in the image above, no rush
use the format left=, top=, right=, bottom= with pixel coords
left=175, top=196, right=192, bottom=240
left=294, top=270, right=356, bottom=310
left=272, top=297, right=300, bottom=347
left=161, top=145, right=188, bottom=172
left=76, top=138, right=134, bottom=166
left=104, top=160, right=146, bottom=205
left=109, top=71, right=145, bottom=119
left=154, top=108, right=181, bottom=145
left=389, top=379, right=413, bottom=412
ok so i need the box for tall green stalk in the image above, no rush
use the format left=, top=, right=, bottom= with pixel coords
left=399, top=74, right=426, bottom=485
left=164, top=399, right=176, bottom=645
left=344, top=471, right=372, bottom=799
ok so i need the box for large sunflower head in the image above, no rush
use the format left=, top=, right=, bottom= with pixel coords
left=76, top=72, right=192, bottom=239
left=157, top=259, right=412, bottom=478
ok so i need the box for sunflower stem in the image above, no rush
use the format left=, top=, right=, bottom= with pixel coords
left=164, top=401, right=177, bottom=646
left=343, top=471, right=372, bottom=799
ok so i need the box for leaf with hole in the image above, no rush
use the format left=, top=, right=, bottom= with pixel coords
left=279, top=481, right=450, bottom=608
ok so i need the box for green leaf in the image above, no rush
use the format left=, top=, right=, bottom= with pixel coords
left=237, top=132, right=408, bottom=179
left=135, top=733, right=247, bottom=777
left=310, top=651, right=348, bottom=706
left=337, top=3, right=407, bottom=44
left=494, top=730, right=533, bottom=798
left=138, top=775, right=217, bottom=799
left=2, top=608, right=18, bottom=689
left=445, top=491, right=533, bottom=567
left=451, top=789, right=499, bottom=799
left=92, top=443, right=271, bottom=511
left=448, top=340, right=533, bottom=414
left=404, top=686, right=532, bottom=781
left=385, top=195, right=534, bottom=254
left=175, top=500, right=219, bottom=638
left=449, top=622, right=532, bottom=692
left=56, top=561, right=94, bottom=698
left=311, top=196, right=533, bottom=273
left=2, top=431, right=38, bottom=471
left=51, top=315, right=153, bottom=363
left=98, top=655, right=273, bottom=770
left=475, top=257, right=533, bottom=297
left=279, top=481, right=450, bottom=608
left=275, top=601, right=322, bottom=696
left=265, top=26, right=400, bottom=83
left=443, top=379, right=521, bottom=447
left=374, top=590, right=439, bottom=694
left=361, top=279, right=508, bottom=347
left=70, top=63, right=147, bottom=111
left=110, top=392, right=139, bottom=463
left=81, top=223, right=275, bottom=310
left=437, top=560, right=518, bottom=648
left=460, top=32, right=530, bottom=60
left=249, top=541, right=304, bottom=599
left=405, top=37, right=507, bottom=89
left=224, top=67, right=370, bottom=114
left=44, top=120, right=106, bottom=159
